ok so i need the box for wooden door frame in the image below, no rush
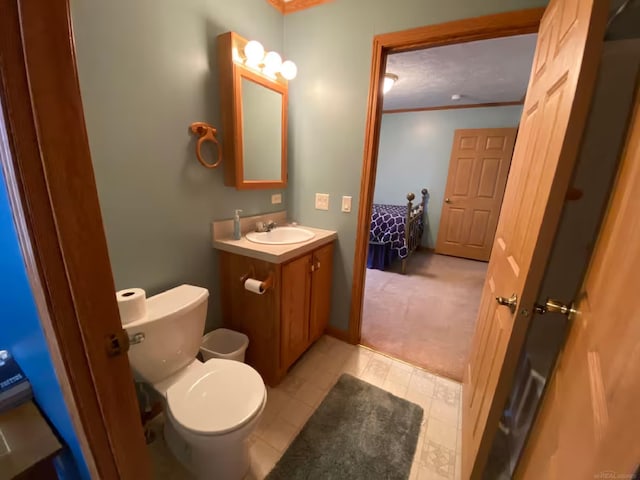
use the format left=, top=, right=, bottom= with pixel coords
left=0, top=1, right=150, bottom=478
left=348, top=8, right=545, bottom=344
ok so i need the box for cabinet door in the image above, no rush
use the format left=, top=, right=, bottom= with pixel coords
left=281, top=253, right=311, bottom=369
left=309, top=242, right=334, bottom=343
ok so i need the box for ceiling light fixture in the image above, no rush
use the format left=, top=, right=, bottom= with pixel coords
left=451, top=94, right=462, bottom=101
left=383, top=73, right=399, bottom=94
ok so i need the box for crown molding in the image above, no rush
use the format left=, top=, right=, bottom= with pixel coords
left=266, top=0, right=334, bottom=15
left=383, top=100, right=525, bottom=114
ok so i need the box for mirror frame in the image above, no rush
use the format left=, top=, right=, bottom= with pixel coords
left=218, top=31, right=288, bottom=190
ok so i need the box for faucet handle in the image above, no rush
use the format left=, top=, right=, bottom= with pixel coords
left=255, top=221, right=266, bottom=232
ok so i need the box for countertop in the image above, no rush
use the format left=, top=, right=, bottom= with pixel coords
left=213, top=225, right=337, bottom=264
left=0, top=401, right=62, bottom=478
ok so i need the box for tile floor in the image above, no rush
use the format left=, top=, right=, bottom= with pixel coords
left=147, top=336, right=463, bottom=480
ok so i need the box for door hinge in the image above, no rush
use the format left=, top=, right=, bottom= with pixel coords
left=106, top=330, right=145, bottom=357
left=106, top=330, right=130, bottom=357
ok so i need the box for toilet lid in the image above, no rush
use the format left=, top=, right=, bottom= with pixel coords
left=166, top=359, right=266, bottom=435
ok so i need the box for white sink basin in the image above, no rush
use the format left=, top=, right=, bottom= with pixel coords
left=245, top=227, right=315, bottom=245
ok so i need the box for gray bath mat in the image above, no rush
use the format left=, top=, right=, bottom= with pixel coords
left=267, top=373, right=423, bottom=480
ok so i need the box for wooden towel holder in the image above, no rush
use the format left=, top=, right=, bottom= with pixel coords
left=189, top=122, right=222, bottom=169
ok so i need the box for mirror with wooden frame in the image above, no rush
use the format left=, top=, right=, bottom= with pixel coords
left=218, top=32, right=288, bottom=190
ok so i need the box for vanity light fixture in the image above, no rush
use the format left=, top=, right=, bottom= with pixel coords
left=244, top=40, right=265, bottom=69
left=280, top=60, right=298, bottom=80
left=240, top=38, right=297, bottom=80
left=262, top=51, right=283, bottom=78
left=383, top=73, right=399, bottom=94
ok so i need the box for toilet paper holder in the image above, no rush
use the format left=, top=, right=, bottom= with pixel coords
left=240, top=268, right=274, bottom=293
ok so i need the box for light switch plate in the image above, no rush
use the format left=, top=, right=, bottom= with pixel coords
left=341, top=195, right=352, bottom=213
left=271, top=193, right=282, bottom=204
left=315, top=193, right=329, bottom=211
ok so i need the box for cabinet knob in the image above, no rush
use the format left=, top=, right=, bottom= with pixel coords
left=316, top=261, right=321, bottom=270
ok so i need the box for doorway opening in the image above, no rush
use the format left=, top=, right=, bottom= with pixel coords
left=354, top=23, right=539, bottom=383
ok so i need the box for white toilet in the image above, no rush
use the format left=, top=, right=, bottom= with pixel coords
left=123, top=284, right=266, bottom=479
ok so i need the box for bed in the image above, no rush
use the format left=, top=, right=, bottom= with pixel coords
left=368, top=188, right=429, bottom=274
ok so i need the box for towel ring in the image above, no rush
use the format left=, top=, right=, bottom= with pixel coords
left=189, top=122, right=222, bottom=169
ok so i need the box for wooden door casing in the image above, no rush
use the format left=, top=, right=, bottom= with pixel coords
left=518, top=94, right=640, bottom=480
left=462, top=0, right=609, bottom=477
left=436, top=128, right=516, bottom=261
left=309, top=242, right=334, bottom=343
left=348, top=7, right=545, bottom=348
left=281, top=253, right=312, bottom=369
left=0, top=1, right=153, bottom=477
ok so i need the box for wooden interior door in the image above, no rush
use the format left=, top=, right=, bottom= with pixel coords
left=436, top=128, right=516, bottom=261
left=281, top=253, right=312, bottom=369
left=309, top=243, right=334, bottom=342
left=517, top=94, right=640, bottom=480
left=461, top=0, right=609, bottom=477
left=0, top=0, right=151, bottom=479
left=0, top=1, right=151, bottom=477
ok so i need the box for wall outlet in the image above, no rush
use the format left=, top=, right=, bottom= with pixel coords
left=271, top=193, right=282, bottom=204
left=341, top=196, right=352, bottom=213
left=315, top=193, right=329, bottom=211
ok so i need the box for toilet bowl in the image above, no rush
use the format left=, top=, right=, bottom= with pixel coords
left=121, top=284, right=265, bottom=479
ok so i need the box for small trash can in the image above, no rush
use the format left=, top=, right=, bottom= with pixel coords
left=200, top=328, right=249, bottom=363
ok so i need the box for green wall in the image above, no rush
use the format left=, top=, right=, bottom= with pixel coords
left=71, top=0, right=285, bottom=330
left=374, top=106, right=523, bottom=248
left=284, top=0, right=546, bottom=331
left=72, top=0, right=547, bottom=335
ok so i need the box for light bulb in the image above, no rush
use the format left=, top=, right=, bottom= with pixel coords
left=280, top=60, right=298, bottom=80
left=383, top=73, right=398, bottom=94
left=263, top=51, right=282, bottom=76
left=244, top=40, right=264, bottom=67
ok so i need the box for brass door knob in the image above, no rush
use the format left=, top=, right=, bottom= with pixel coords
left=496, top=293, right=518, bottom=313
left=445, top=198, right=452, bottom=203
left=534, top=298, right=577, bottom=316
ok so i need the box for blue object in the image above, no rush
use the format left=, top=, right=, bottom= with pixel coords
left=367, top=242, right=396, bottom=270
left=368, top=203, right=425, bottom=269
left=0, top=350, right=26, bottom=390
left=0, top=165, right=88, bottom=478
left=0, top=350, right=33, bottom=412
left=233, top=209, right=243, bottom=240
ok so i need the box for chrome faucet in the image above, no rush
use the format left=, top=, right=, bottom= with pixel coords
left=255, top=220, right=277, bottom=232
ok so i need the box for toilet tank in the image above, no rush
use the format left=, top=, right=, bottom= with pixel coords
left=124, top=284, right=209, bottom=384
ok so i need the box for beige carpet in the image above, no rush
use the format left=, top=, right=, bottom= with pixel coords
left=361, top=252, right=487, bottom=381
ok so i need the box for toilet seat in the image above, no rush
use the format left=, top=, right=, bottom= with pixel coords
left=166, top=358, right=266, bottom=436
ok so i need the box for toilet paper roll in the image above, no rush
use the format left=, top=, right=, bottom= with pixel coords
left=116, top=288, right=147, bottom=325
left=244, top=278, right=265, bottom=295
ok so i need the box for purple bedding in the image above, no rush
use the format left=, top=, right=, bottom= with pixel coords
left=369, top=204, right=424, bottom=261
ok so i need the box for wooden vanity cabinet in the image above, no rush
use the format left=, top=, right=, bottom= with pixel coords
left=219, top=241, right=334, bottom=385
left=308, top=243, right=334, bottom=343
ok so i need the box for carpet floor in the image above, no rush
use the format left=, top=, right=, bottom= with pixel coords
left=267, top=374, right=423, bottom=480
left=361, top=252, right=487, bottom=381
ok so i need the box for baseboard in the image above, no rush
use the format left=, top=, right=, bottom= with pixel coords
left=324, top=325, right=352, bottom=343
